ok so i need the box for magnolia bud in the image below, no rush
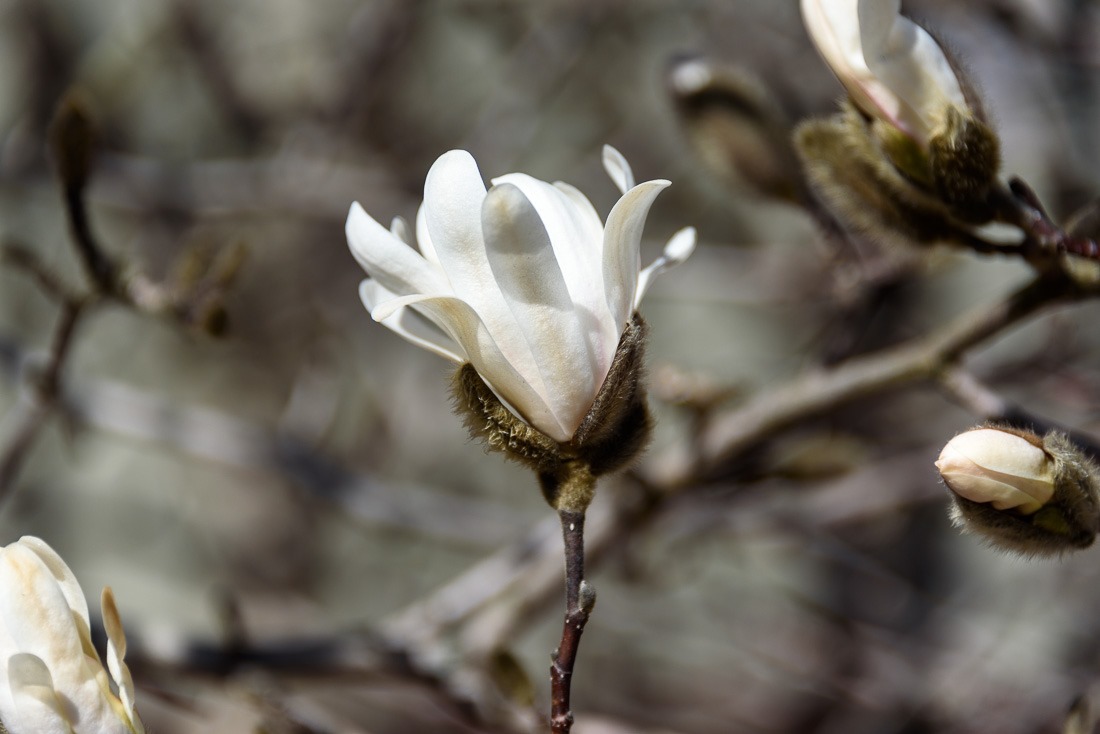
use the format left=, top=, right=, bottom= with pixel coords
left=797, top=0, right=1003, bottom=244
left=936, top=428, right=1054, bottom=515
left=936, top=427, right=1100, bottom=555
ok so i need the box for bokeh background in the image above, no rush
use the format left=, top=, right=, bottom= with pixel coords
left=2, top=1, right=1100, bottom=732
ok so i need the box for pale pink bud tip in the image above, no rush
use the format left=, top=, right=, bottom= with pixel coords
left=935, top=428, right=1055, bottom=515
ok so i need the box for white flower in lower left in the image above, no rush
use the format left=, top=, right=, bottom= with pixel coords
left=0, top=536, right=143, bottom=734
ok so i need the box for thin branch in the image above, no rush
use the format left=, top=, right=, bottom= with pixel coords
left=0, top=243, right=82, bottom=303
left=550, top=509, right=593, bottom=734
left=0, top=299, right=85, bottom=506
left=650, top=273, right=1079, bottom=486
left=991, top=178, right=1100, bottom=260
left=937, top=366, right=1100, bottom=459
left=62, top=181, right=115, bottom=293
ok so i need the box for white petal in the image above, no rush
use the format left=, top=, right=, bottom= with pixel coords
left=861, top=3, right=966, bottom=133
left=602, top=180, right=670, bottom=331
left=373, top=293, right=569, bottom=441
left=17, top=537, right=90, bottom=631
left=0, top=544, right=116, bottom=733
left=801, top=0, right=966, bottom=142
left=101, top=588, right=138, bottom=726
left=481, top=183, right=599, bottom=435
left=602, top=145, right=636, bottom=195
left=360, top=280, right=466, bottom=363
left=414, top=203, right=441, bottom=267
left=346, top=202, right=448, bottom=298
left=801, top=0, right=900, bottom=128
left=422, top=151, right=542, bottom=391
left=634, top=226, right=697, bottom=310
left=0, top=545, right=88, bottom=667
left=389, top=216, right=411, bottom=245
left=491, top=174, right=619, bottom=369
left=552, top=182, right=604, bottom=246
left=8, top=653, right=72, bottom=734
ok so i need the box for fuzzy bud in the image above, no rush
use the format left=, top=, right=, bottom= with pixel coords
left=48, top=92, right=96, bottom=192
left=667, top=56, right=803, bottom=203
left=797, top=1, right=1003, bottom=245
left=936, top=427, right=1100, bottom=555
left=453, top=314, right=652, bottom=512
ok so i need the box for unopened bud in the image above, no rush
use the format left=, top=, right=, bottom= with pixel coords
left=936, top=428, right=1054, bottom=515
left=48, top=91, right=96, bottom=192
left=936, top=427, right=1100, bottom=555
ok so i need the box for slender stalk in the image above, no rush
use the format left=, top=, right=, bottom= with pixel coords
left=63, top=183, right=114, bottom=294
left=0, top=299, right=85, bottom=506
left=550, top=508, right=593, bottom=734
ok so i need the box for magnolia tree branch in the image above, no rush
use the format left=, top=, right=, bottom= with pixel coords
left=550, top=509, right=594, bottom=734
left=652, top=272, right=1085, bottom=486
left=937, top=367, right=1100, bottom=460
left=993, top=178, right=1100, bottom=260
left=0, top=298, right=85, bottom=505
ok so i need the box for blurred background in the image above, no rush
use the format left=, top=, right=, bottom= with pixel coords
left=2, top=0, right=1100, bottom=732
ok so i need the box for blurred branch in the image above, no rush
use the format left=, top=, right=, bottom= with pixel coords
left=0, top=91, right=247, bottom=505
left=992, top=178, right=1100, bottom=261
left=0, top=299, right=84, bottom=504
left=653, top=272, right=1089, bottom=485
left=938, top=367, right=1100, bottom=459
left=172, top=0, right=264, bottom=142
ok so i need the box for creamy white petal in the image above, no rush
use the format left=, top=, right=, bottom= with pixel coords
left=101, top=589, right=140, bottom=730
left=17, top=538, right=90, bottom=634
left=492, top=174, right=618, bottom=367
left=481, top=183, right=598, bottom=435
left=360, top=280, right=466, bottom=363
left=801, top=0, right=901, bottom=129
left=801, top=0, right=966, bottom=142
left=8, top=653, right=72, bottom=734
left=347, top=203, right=448, bottom=298
left=347, top=201, right=446, bottom=299
left=602, top=145, right=636, bottom=195
left=389, top=216, right=411, bottom=245
left=414, top=204, right=441, bottom=267
left=859, top=0, right=966, bottom=133
left=0, top=547, right=114, bottom=734
left=422, top=151, right=543, bottom=389
left=602, top=180, right=671, bottom=331
left=552, top=182, right=604, bottom=247
left=0, top=623, right=15, bottom=731
left=373, top=293, right=570, bottom=441
left=634, top=226, right=697, bottom=310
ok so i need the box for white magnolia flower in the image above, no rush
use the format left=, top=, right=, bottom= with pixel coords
left=347, top=146, right=695, bottom=443
left=936, top=428, right=1055, bottom=515
left=0, top=537, right=143, bottom=734
left=801, top=0, right=968, bottom=144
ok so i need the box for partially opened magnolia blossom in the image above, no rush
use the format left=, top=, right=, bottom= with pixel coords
left=800, top=0, right=968, bottom=145
left=0, top=536, right=143, bottom=734
left=347, top=146, right=695, bottom=444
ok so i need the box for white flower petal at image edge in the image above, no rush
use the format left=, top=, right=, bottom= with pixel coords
left=800, top=0, right=967, bottom=144
left=347, top=146, right=695, bottom=443
left=0, top=536, right=143, bottom=734
left=935, top=429, right=1055, bottom=515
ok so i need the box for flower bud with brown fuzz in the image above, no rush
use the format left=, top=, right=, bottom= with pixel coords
left=797, top=0, right=1003, bottom=246
left=453, top=314, right=652, bottom=513
left=936, top=427, right=1100, bottom=556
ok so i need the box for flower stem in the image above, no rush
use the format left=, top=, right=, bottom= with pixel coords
left=550, top=508, right=594, bottom=734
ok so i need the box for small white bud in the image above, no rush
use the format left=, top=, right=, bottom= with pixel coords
left=935, top=428, right=1054, bottom=515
